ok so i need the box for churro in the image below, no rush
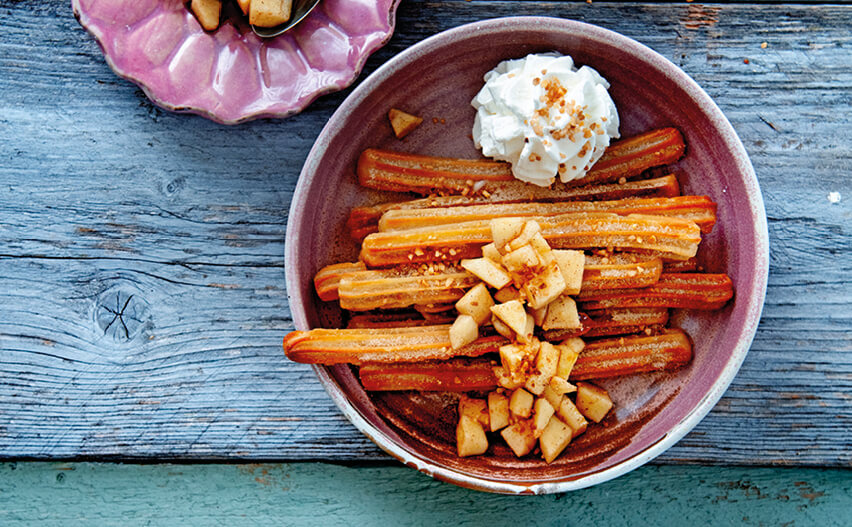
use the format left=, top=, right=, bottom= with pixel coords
left=577, top=273, right=734, bottom=310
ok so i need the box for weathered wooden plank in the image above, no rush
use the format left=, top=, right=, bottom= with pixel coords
left=0, top=0, right=849, bottom=465
left=1, top=463, right=851, bottom=524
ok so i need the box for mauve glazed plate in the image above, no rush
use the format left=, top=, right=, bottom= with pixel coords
left=286, top=17, right=769, bottom=493
left=72, top=0, right=400, bottom=124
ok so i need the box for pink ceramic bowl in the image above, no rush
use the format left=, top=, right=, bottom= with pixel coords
left=72, top=0, right=400, bottom=124
left=286, top=17, right=769, bottom=493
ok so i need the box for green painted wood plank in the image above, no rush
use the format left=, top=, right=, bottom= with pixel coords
left=0, top=462, right=850, bottom=525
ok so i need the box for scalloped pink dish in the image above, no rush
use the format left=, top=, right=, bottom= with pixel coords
left=72, top=0, right=400, bottom=124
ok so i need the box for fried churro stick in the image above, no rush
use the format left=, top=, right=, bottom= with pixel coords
left=359, top=358, right=499, bottom=392
left=577, top=273, right=734, bottom=310
left=318, top=254, right=661, bottom=310
left=357, top=128, right=685, bottom=197
left=357, top=329, right=693, bottom=390
left=663, top=257, right=699, bottom=273
left=581, top=253, right=663, bottom=291
left=347, top=175, right=682, bottom=241
left=283, top=326, right=508, bottom=365
left=313, top=261, right=367, bottom=301
left=347, top=311, right=454, bottom=329
left=378, top=196, right=717, bottom=234
left=360, top=213, right=701, bottom=267
left=544, top=307, right=669, bottom=340
left=337, top=265, right=478, bottom=311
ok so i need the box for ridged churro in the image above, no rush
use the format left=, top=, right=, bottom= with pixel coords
left=378, top=195, right=716, bottom=234
left=313, top=261, right=367, bottom=301
left=347, top=175, right=682, bottom=240
left=284, top=326, right=508, bottom=365
left=357, top=328, right=693, bottom=391
left=358, top=128, right=685, bottom=197
left=544, top=307, right=669, bottom=340
left=360, top=213, right=701, bottom=267
left=577, top=273, right=734, bottom=310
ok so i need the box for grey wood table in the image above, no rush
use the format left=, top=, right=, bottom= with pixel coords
left=0, top=0, right=849, bottom=467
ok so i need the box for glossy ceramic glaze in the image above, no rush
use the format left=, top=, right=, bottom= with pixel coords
left=72, top=0, right=400, bottom=124
left=286, top=17, right=769, bottom=493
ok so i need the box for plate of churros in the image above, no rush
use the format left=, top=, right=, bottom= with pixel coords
left=283, top=17, right=769, bottom=493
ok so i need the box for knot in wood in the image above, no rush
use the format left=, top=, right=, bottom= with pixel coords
left=95, top=288, right=150, bottom=342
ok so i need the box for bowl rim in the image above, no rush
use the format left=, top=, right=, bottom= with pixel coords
left=286, top=16, right=769, bottom=494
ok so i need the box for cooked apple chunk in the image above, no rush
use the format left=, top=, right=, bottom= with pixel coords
left=388, top=109, right=423, bottom=139
left=542, top=384, right=564, bottom=411
left=557, top=398, right=588, bottom=437
left=532, top=397, right=555, bottom=437
left=516, top=313, right=535, bottom=344
left=502, top=244, right=540, bottom=275
left=455, top=283, right=494, bottom=325
left=456, top=415, right=488, bottom=457
left=575, top=382, right=613, bottom=423
left=540, top=417, right=573, bottom=463
left=249, top=0, right=292, bottom=27
left=461, top=258, right=512, bottom=290
left=525, top=341, right=559, bottom=395
left=491, top=315, right=515, bottom=340
left=549, top=376, right=576, bottom=395
left=459, top=395, right=490, bottom=428
left=556, top=337, right=584, bottom=379
left=553, top=249, right=585, bottom=295
left=507, top=220, right=542, bottom=252
left=542, top=296, right=581, bottom=331
left=190, top=0, right=222, bottom=30
left=491, top=300, right=528, bottom=336
left=509, top=388, right=535, bottom=418
left=449, top=314, right=478, bottom=350
left=489, top=218, right=525, bottom=253
left=493, top=365, right=524, bottom=390
left=493, top=285, right=521, bottom=303
left=236, top=0, right=250, bottom=15
left=481, top=242, right=502, bottom=263
left=501, top=420, right=537, bottom=457
left=499, top=343, right=526, bottom=373
left=487, top=391, right=510, bottom=432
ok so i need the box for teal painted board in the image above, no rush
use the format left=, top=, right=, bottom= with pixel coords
left=0, top=463, right=851, bottom=525
left=0, top=0, right=850, bottom=465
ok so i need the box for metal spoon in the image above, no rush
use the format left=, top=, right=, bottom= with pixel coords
left=251, top=0, right=322, bottom=38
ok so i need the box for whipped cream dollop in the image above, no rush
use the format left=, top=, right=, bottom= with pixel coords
left=472, top=53, right=620, bottom=186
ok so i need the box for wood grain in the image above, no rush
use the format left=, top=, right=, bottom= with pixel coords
left=1, top=462, right=850, bottom=524
left=0, top=0, right=849, bottom=465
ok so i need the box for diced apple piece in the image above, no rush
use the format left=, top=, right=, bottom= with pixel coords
left=249, top=0, right=292, bottom=27
left=501, top=244, right=540, bottom=275
left=557, top=398, right=588, bottom=437
left=481, top=243, right=502, bottom=263
left=449, top=315, right=478, bottom=350
left=461, top=258, right=512, bottom=290
left=491, top=315, right=515, bottom=340
left=236, top=0, right=250, bottom=15
left=530, top=305, right=548, bottom=327
left=516, top=313, right=535, bottom=344
left=190, top=0, right=222, bottom=30
left=388, top=109, right=423, bottom=139
left=455, top=283, right=494, bottom=325
left=487, top=392, right=510, bottom=432
left=500, top=420, right=537, bottom=457
left=556, top=338, right=584, bottom=379
left=456, top=415, right=488, bottom=457
left=509, top=388, right=534, bottom=418
left=540, top=417, right=573, bottom=463
left=499, top=343, right=526, bottom=373
left=493, top=365, right=523, bottom=390
left=553, top=250, right=585, bottom=296
left=523, top=262, right=566, bottom=310
left=507, top=220, right=542, bottom=252
left=542, top=296, right=580, bottom=330
left=575, top=382, right=613, bottom=423
left=494, top=285, right=520, bottom=303
left=528, top=232, right=553, bottom=260
left=542, top=384, right=564, bottom=411
left=459, top=395, right=490, bottom=428
left=491, top=300, right=528, bottom=336
left=490, top=218, right=525, bottom=254
left=549, top=376, right=576, bottom=395
left=525, top=341, right=559, bottom=395
left=532, top=397, right=555, bottom=437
